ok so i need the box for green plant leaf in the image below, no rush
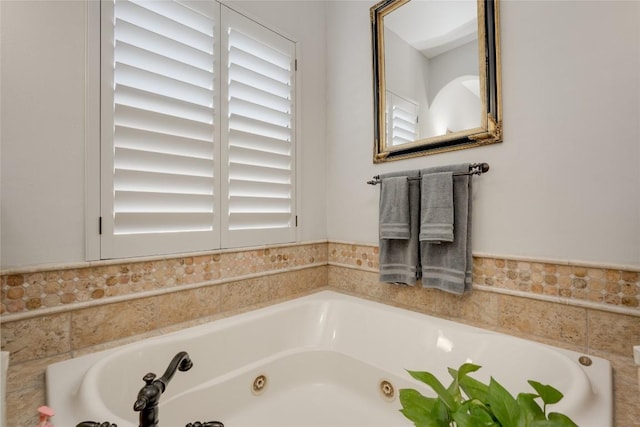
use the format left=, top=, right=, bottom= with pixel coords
left=530, top=419, right=577, bottom=427
left=517, top=392, right=546, bottom=424
left=399, top=392, right=451, bottom=427
left=467, top=400, right=496, bottom=420
left=450, top=411, right=473, bottom=427
left=447, top=367, right=462, bottom=402
left=452, top=400, right=499, bottom=427
left=487, top=377, right=522, bottom=427
left=399, top=389, right=438, bottom=425
left=447, top=363, right=483, bottom=403
left=400, top=388, right=436, bottom=408
left=430, top=398, right=451, bottom=426
left=447, top=367, right=462, bottom=401
left=399, top=408, right=446, bottom=427
left=527, top=380, right=564, bottom=406
left=459, top=372, right=489, bottom=402
left=407, top=370, right=458, bottom=411
left=453, top=411, right=500, bottom=427
left=398, top=408, right=429, bottom=427
left=529, top=413, right=579, bottom=427
left=547, top=412, right=579, bottom=427
left=530, top=421, right=560, bottom=427
left=447, top=364, right=482, bottom=388
left=459, top=363, right=483, bottom=377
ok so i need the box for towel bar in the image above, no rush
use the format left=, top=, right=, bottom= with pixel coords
left=367, top=162, right=489, bottom=185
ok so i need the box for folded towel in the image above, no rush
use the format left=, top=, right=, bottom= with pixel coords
left=420, top=164, right=473, bottom=294
left=378, top=170, right=421, bottom=285
left=419, top=172, right=454, bottom=243
left=379, top=177, right=411, bottom=239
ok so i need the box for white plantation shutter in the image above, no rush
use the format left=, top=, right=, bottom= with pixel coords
left=221, top=7, right=296, bottom=247
left=386, top=91, right=419, bottom=146
left=101, top=0, right=219, bottom=258
left=101, top=1, right=296, bottom=258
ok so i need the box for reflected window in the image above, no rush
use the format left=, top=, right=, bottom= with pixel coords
left=386, top=91, right=419, bottom=146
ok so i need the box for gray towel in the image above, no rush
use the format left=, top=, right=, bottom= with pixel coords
left=420, top=164, right=473, bottom=294
left=378, top=170, right=420, bottom=285
left=379, top=176, right=410, bottom=239
left=419, top=172, right=454, bottom=243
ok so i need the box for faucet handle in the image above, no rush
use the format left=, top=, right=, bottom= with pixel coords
left=134, top=373, right=161, bottom=412
left=142, top=373, right=156, bottom=385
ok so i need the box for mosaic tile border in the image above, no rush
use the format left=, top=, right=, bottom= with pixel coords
left=328, top=242, right=640, bottom=313
left=2, top=240, right=639, bottom=319
left=474, top=257, right=639, bottom=308
left=1, top=242, right=328, bottom=318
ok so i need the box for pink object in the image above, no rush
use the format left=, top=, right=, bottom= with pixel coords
left=37, top=406, right=54, bottom=427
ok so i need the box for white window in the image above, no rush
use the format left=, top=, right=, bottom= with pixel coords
left=100, top=0, right=296, bottom=259
left=386, top=91, right=419, bottom=146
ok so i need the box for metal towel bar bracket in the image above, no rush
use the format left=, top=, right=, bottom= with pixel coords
left=367, top=162, right=489, bottom=185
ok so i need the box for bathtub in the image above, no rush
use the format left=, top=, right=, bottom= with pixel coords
left=47, top=290, right=612, bottom=427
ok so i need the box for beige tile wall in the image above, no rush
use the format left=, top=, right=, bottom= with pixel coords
left=1, top=241, right=639, bottom=426
left=328, top=242, right=640, bottom=310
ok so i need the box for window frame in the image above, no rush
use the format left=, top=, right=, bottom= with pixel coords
left=86, top=0, right=300, bottom=261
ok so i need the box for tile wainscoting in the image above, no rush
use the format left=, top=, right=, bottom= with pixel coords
left=1, top=241, right=639, bottom=426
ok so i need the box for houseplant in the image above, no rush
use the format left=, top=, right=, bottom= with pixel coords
left=399, top=363, right=578, bottom=427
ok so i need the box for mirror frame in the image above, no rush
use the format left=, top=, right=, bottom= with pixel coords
left=371, top=0, right=502, bottom=163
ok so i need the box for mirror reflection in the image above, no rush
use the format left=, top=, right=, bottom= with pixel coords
left=371, top=0, right=502, bottom=162
left=384, top=0, right=479, bottom=143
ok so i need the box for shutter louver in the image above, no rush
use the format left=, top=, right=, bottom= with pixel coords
left=101, top=0, right=219, bottom=257
left=222, top=8, right=296, bottom=247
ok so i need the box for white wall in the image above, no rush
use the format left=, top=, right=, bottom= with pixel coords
left=326, top=1, right=640, bottom=267
left=3, top=0, right=639, bottom=269
left=0, top=0, right=327, bottom=269
left=1, top=1, right=87, bottom=268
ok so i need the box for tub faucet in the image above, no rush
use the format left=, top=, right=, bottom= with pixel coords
left=77, top=352, right=223, bottom=427
left=134, top=351, right=193, bottom=427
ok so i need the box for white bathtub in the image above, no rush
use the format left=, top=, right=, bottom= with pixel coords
left=47, top=291, right=612, bottom=427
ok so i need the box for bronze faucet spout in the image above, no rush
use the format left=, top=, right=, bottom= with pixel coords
left=133, top=352, right=193, bottom=427
left=155, top=351, right=193, bottom=392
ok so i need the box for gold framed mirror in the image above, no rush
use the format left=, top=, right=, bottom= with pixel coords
left=371, top=0, right=502, bottom=163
